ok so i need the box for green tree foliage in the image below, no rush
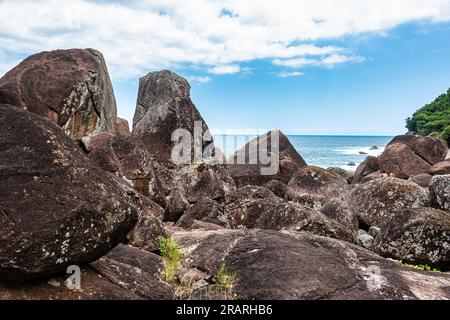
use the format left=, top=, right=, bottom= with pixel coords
left=406, top=88, right=450, bottom=144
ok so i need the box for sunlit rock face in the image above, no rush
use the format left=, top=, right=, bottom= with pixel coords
left=133, top=70, right=213, bottom=164
left=0, top=48, right=117, bottom=141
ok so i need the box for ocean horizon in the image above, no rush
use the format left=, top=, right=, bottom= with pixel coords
left=214, top=135, right=394, bottom=170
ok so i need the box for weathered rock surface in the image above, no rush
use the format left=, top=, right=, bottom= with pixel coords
left=352, top=156, right=380, bottom=184
left=355, top=230, right=374, bottom=251
left=165, top=188, right=190, bottom=222
left=172, top=229, right=450, bottom=300
left=0, top=268, right=142, bottom=300
left=286, top=166, right=349, bottom=209
left=263, top=180, right=287, bottom=198
left=86, top=133, right=166, bottom=207
left=0, top=49, right=117, bottom=140
left=348, top=177, right=429, bottom=228
left=409, top=173, right=433, bottom=188
left=429, top=160, right=450, bottom=175
left=176, top=198, right=227, bottom=229
left=0, top=104, right=138, bottom=283
left=133, top=70, right=213, bottom=163
left=429, top=175, right=450, bottom=212
left=374, top=208, right=450, bottom=270
left=90, top=244, right=174, bottom=299
left=359, top=171, right=387, bottom=183
left=387, top=135, right=448, bottom=165
left=224, top=186, right=354, bottom=242
left=175, top=163, right=236, bottom=204
left=327, top=167, right=353, bottom=182
left=379, top=143, right=431, bottom=179
left=116, top=117, right=130, bottom=136
left=228, top=130, right=307, bottom=187
left=126, top=195, right=166, bottom=252
left=320, top=198, right=359, bottom=232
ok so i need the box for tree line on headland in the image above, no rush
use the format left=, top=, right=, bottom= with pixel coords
left=407, top=89, right=450, bottom=144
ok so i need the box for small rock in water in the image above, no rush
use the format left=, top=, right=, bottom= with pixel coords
left=370, top=146, right=379, bottom=150
left=347, top=161, right=356, bottom=166
left=359, top=151, right=368, bottom=155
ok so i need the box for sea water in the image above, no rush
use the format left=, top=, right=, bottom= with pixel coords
left=213, top=135, right=393, bottom=171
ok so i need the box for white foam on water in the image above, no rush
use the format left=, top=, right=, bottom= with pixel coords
left=339, top=165, right=358, bottom=172
left=334, top=146, right=385, bottom=157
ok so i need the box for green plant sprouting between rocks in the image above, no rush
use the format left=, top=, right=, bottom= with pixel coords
left=394, top=260, right=445, bottom=273
left=215, top=263, right=238, bottom=300
left=157, top=236, right=183, bottom=284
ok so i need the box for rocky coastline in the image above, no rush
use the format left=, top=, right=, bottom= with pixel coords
left=0, top=49, right=449, bottom=300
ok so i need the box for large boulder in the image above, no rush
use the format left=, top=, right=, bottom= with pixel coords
left=374, top=208, right=450, bottom=270
left=0, top=104, right=138, bottom=283
left=352, top=156, right=380, bottom=184
left=0, top=49, right=117, bottom=140
left=348, top=177, right=429, bottom=228
left=429, top=160, right=450, bottom=175
left=387, top=135, right=448, bottom=165
left=133, top=70, right=213, bottom=163
left=286, top=166, right=349, bottom=209
left=172, top=229, right=450, bottom=300
left=379, top=143, right=431, bottom=179
left=228, top=130, right=307, bottom=187
left=429, top=175, right=450, bottom=212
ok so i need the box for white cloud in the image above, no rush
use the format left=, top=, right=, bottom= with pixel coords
left=186, top=75, right=212, bottom=84
left=273, top=54, right=365, bottom=69
left=208, top=64, right=241, bottom=75
left=0, top=0, right=449, bottom=79
left=276, top=71, right=305, bottom=78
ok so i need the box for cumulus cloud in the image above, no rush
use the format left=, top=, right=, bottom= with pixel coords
left=0, top=0, right=449, bottom=79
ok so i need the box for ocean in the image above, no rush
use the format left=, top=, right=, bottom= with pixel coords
left=213, top=135, right=394, bottom=171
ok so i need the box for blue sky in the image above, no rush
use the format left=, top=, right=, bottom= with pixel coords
left=1, top=1, right=450, bottom=135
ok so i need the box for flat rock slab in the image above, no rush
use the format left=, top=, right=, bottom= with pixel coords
left=0, top=268, right=142, bottom=300
left=90, top=244, right=174, bottom=300
left=172, top=229, right=450, bottom=300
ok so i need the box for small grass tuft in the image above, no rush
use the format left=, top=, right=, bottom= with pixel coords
left=215, top=263, right=238, bottom=300
left=157, top=236, right=183, bottom=284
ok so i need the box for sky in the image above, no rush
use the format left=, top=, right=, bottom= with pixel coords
left=1, top=0, right=450, bottom=135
